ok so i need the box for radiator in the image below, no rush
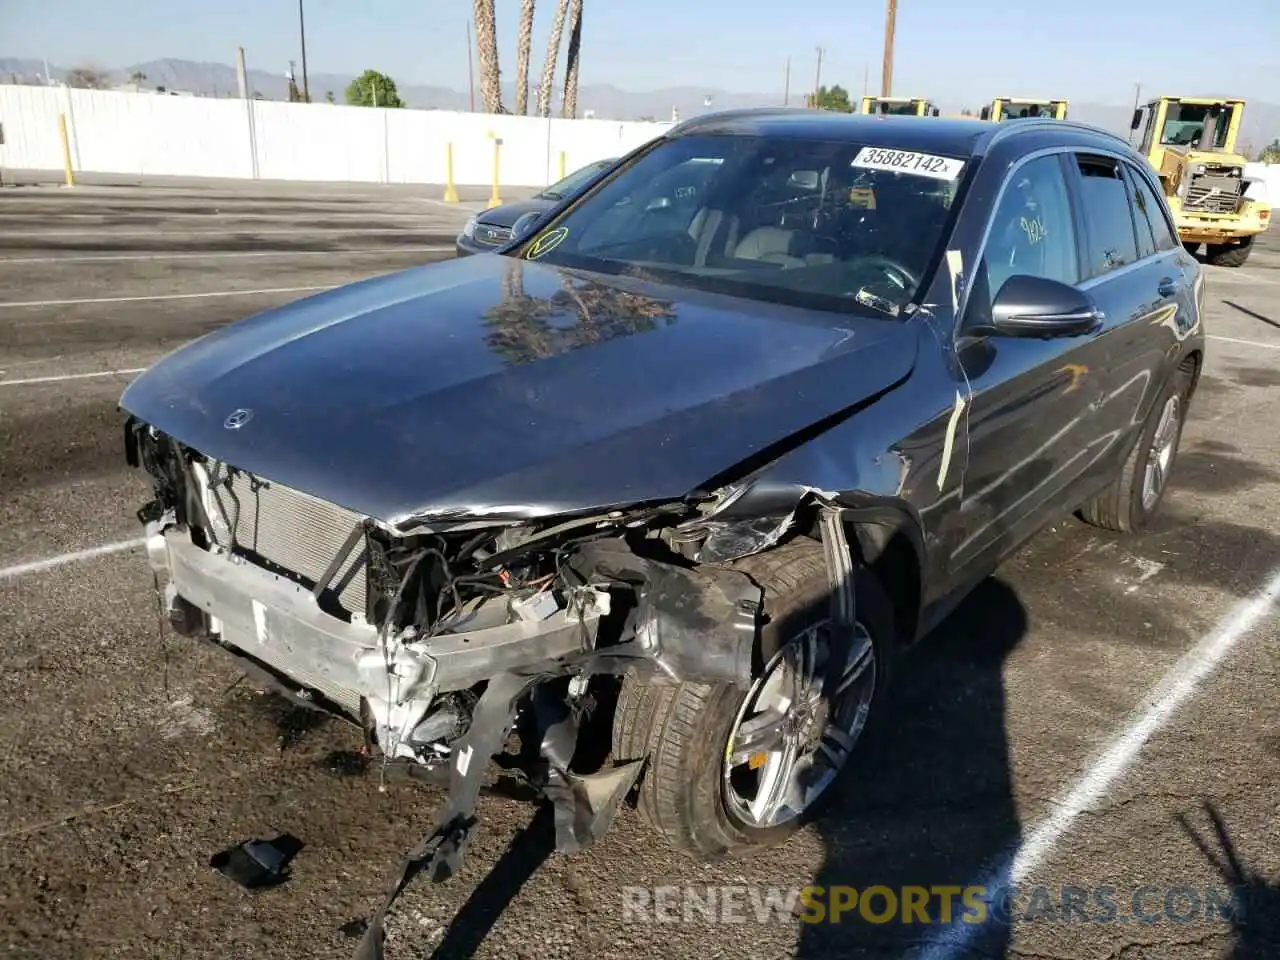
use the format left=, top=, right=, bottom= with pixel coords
left=197, top=461, right=369, bottom=619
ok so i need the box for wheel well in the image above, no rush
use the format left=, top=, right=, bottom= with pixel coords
left=848, top=519, right=921, bottom=649
left=1179, top=350, right=1202, bottom=404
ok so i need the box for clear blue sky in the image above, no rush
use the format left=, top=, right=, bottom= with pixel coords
left=7, top=0, right=1278, bottom=105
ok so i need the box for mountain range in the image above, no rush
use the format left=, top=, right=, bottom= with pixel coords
left=3, top=56, right=1278, bottom=153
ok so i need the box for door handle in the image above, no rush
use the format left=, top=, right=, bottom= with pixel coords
left=1157, top=277, right=1178, bottom=298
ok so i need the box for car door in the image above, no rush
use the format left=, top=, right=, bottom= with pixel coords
left=1063, top=151, right=1195, bottom=494
left=949, top=150, right=1110, bottom=574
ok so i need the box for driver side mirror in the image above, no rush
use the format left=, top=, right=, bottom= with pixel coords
left=1130, top=108, right=1143, bottom=131
left=979, top=106, right=991, bottom=121
left=986, top=275, right=1103, bottom=338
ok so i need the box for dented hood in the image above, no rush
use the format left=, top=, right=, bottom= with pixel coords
left=120, top=254, right=917, bottom=526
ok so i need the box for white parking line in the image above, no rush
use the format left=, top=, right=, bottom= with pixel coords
left=0, top=246, right=455, bottom=265
left=1208, top=334, right=1280, bottom=351
left=0, top=368, right=146, bottom=387
left=1206, top=270, right=1280, bottom=286
left=918, top=566, right=1280, bottom=959
left=0, top=285, right=329, bottom=309
left=0, top=538, right=146, bottom=581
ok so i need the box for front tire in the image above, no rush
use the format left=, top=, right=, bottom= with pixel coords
left=1079, top=367, right=1191, bottom=533
left=1205, top=237, right=1253, bottom=267
left=611, top=538, right=894, bottom=860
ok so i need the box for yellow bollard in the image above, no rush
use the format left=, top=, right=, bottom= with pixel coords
left=487, top=135, right=503, bottom=208
left=558, top=151, right=566, bottom=180
left=442, top=142, right=459, bottom=203
left=58, top=113, right=75, bottom=188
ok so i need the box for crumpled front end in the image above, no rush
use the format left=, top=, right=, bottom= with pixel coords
left=125, top=416, right=770, bottom=768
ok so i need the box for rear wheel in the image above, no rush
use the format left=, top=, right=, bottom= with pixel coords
left=611, top=538, right=894, bottom=859
left=1078, top=367, right=1191, bottom=533
left=1205, top=236, right=1253, bottom=267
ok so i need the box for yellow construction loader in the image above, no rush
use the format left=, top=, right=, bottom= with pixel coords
left=1131, top=96, right=1271, bottom=266
left=859, top=96, right=940, bottom=117
left=980, top=98, right=1068, bottom=121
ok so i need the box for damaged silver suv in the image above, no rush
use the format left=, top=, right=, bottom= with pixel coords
left=121, top=109, right=1203, bottom=945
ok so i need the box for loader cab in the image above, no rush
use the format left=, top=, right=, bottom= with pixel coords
left=858, top=96, right=939, bottom=117
left=980, top=98, right=1068, bottom=122
left=1131, top=97, right=1243, bottom=170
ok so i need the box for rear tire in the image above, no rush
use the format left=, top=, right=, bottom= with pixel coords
left=1205, top=237, right=1253, bottom=267
left=611, top=538, right=895, bottom=860
left=1078, top=367, right=1191, bottom=533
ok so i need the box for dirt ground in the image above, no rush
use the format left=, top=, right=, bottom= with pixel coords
left=2, top=178, right=1279, bottom=960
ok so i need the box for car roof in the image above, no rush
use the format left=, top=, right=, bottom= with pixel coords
left=666, top=108, right=1131, bottom=160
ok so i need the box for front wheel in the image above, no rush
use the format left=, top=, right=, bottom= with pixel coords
left=611, top=539, right=895, bottom=859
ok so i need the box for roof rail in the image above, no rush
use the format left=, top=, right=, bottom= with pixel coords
left=667, top=106, right=823, bottom=136
left=985, top=117, right=1132, bottom=152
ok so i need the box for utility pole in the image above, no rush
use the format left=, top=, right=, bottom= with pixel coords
left=783, top=56, right=790, bottom=106
left=235, top=46, right=249, bottom=100
left=287, top=60, right=299, bottom=103
left=298, top=0, right=310, bottom=102
left=813, top=46, right=825, bottom=107
left=465, top=21, right=476, bottom=113
left=881, top=0, right=897, bottom=97
left=863, top=62, right=869, bottom=99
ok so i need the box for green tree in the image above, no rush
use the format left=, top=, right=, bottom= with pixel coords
left=345, top=69, right=405, bottom=108
left=806, top=84, right=853, bottom=112
left=1260, top=139, right=1280, bottom=163
left=324, top=90, right=335, bottom=104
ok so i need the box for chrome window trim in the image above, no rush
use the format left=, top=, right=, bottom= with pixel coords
left=959, top=143, right=1174, bottom=331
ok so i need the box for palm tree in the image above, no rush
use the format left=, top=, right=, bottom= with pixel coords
left=473, top=0, right=503, bottom=113
left=537, top=0, right=569, bottom=118
left=515, top=0, right=536, bottom=115
left=561, top=0, right=584, bottom=119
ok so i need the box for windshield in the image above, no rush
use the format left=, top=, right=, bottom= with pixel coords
left=514, top=133, right=967, bottom=316
left=1000, top=101, right=1057, bottom=120
left=539, top=159, right=615, bottom=200
left=1159, top=103, right=1233, bottom=149
left=869, top=101, right=920, bottom=116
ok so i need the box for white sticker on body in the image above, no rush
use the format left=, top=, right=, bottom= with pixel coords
left=851, top=147, right=965, bottom=181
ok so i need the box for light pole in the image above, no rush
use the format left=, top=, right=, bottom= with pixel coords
left=298, top=0, right=311, bottom=103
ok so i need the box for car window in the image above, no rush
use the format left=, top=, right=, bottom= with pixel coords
left=983, top=154, right=1079, bottom=298
left=1127, top=170, right=1157, bottom=260
left=1073, top=154, right=1139, bottom=277
left=540, top=160, right=613, bottom=200
left=517, top=133, right=968, bottom=317
left=1126, top=163, right=1178, bottom=253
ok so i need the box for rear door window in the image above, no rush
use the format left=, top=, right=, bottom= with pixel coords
left=1072, top=154, right=1139, bottom=277
left=1125, top=164, right=1178, bottom=253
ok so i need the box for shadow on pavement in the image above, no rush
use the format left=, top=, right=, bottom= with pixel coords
left=1177, top=800, right=1280, bottom=959
left=427, top=804, right=556, bottom=960
left=1223, top=300, right=1280, bottom=332
left=796, top=575, right=1028, bottom=959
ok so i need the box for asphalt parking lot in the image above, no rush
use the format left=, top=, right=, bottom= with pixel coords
left=1, top=178, right=1279, bottom=960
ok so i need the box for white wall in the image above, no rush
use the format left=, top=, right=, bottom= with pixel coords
left=1244, top=162, right=1280, bottom=205
left=0, top=85, right=673, bottom=188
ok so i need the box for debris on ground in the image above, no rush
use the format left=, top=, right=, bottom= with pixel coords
left=209, top=833, right=304, bottom=890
